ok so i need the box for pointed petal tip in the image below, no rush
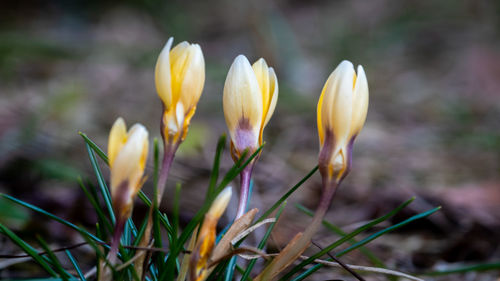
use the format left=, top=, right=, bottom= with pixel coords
left=337, top=60, right=354, bottom=71
left=208, top=186, right=232, bottom=218
left=234, top=54, right=249, bottom=64
left=114, top=117, right=126, bottom=126
left=162, top=37, right=174, bottom=51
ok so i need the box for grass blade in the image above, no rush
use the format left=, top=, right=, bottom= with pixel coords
left=0, top=223, right=57, bottom=277
left=223, top=256, right=237, bottom=281
left=207, top=135, right=226, bottom=197
left=85, top=143, right=115, bottom=223
left=36, top=235, right=73, bottom=280
left=77, top=178, right=113, bottom=235
left=65, top=249, right=86, bottom=281
left=295, top=203, right=386, bottom=268
left=280, top=197, right=416, bottom=280
left=137, top=191, right=175, bottom=238
left=256, top=166, right=318, bottom=223
left=1, top=194, right=104, bottom=245
left=338, top=207, right=441, bottom=257
left=79, top=132, right=109, bottom=164
left=160, top=145, right=264, bottom=281
left=240, top=202, right=287, bottom=281
left=424, top=262, right=500, bottom=276
left=290, top=206, right=441, bottom=281
left=153, top=138, right=160, bottom=201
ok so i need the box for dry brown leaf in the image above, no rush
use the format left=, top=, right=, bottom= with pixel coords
left=210, top=208, right=258, bottom=262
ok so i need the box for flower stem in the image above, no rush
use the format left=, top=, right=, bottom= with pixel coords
left=304, top=178, right=338, bottom=238
left=156, top=142, right=179, bottom=206
left=235, top=164, right=253, bottom=219
left=108, top=215, right=126, bottom=265
left=255, top=178, right=338, bottom=281
left=134, top=140, right=179, bottom=279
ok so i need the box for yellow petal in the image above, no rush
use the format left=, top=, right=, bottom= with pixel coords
left=252, top=58, right=270, bottom=115
left=262, top=67, right=278, bottom=129
left=178, top=44, right=205, bottom=112
left=316, top=80, right=326, bottom=146
left=108, top=117, right=128, bottom=167
left=170, top=41, right=191, bottom=103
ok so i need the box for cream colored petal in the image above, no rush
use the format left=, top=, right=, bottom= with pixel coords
left=223, top=55, right=263, bottom=141
left=207, top=186, right=232, bottom=219
left=350, top=65, right=369, bottom=138
left=327, top=60, right=355, bottom=150
left=179, top=44, right=205, bottom=112
left=175, top=102, right=185, bottom=132
left=155, top=37, right=174, bottom=108
left=108, top=117, right=128, bottom=168
left=262, top=67, right=278, bottom=128
left=127, top=124, right=150, bottom=171
left=170, top=41, right=190, bottom=59
left=110, top=124, right=149, bottom=197
left=252, top=58, right=270, bottom=114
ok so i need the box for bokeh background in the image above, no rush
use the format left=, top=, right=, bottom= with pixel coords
left=1, top=0, right=500, bottom=280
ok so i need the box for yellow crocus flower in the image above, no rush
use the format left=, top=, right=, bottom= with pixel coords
left=190, top=186, right=232, bottom=281
left=108, top=117, right=149, bottom=218
left=155, top=37, right=205, bottom=144
left=317, top=60, right=369, bottom=182
left=223, top=55, right=278, bottom=160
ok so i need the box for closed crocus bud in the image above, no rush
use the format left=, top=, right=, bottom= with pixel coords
left=108, top=117, right=149, bottom=218
left=191, top=187, right=232, bottom=281
left=155, top=37, right=205, bottom=144
left=317, top=60, right=369, bottom=183
left=223, top=55, right=278, bottom=161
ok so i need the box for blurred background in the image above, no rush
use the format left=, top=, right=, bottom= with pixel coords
left=1, top=0, right=499, bottom=279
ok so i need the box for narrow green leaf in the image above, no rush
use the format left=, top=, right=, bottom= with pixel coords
left=224, top=256, right=237, bottom=281
left=0, top=223, right=57, bottom=277
left=240, top=202, right=287, bottom=281
left=338, top=207, right=441, bottom=256
left=85, top=143, right=115, bottom=223
left=118, top=247, right=141, bottom=281
left=153, top=204, right=165, bottom=272
left=290, top=206, right=441, bottom=281
left=161, top=145, right=264, bottom=281
left=205, top=258, right=232, bottom=281
left=36, top=235, right=73, bottom=280
left=65, top=250, right=86, bottom=281
left=79, top=132, right=109, bottom=164
left=138, top=191, right=175, bottom=238
left=1, top=194, right=104, bottom=245
left=295, top=203, right=386, bottom=268
left=256, top=166, right=318, bottom=223
left=133, top=213, right=150, bottom=247
left=153, top=138, right=160, bottom=202
left=236, top=264, right=250, bottom=280
left=77, top=178, right=113, bottom=234
left=122, top=220, right=132, bottom=253
left=424, top=262, right=500, bottom=275
left=207, top=134, right=226, bottom=197
left=173, top=183, right=182, bottom=242
left=79, top=225, right=114, bottom=273
left=280, top=197, right=416, bottom=280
